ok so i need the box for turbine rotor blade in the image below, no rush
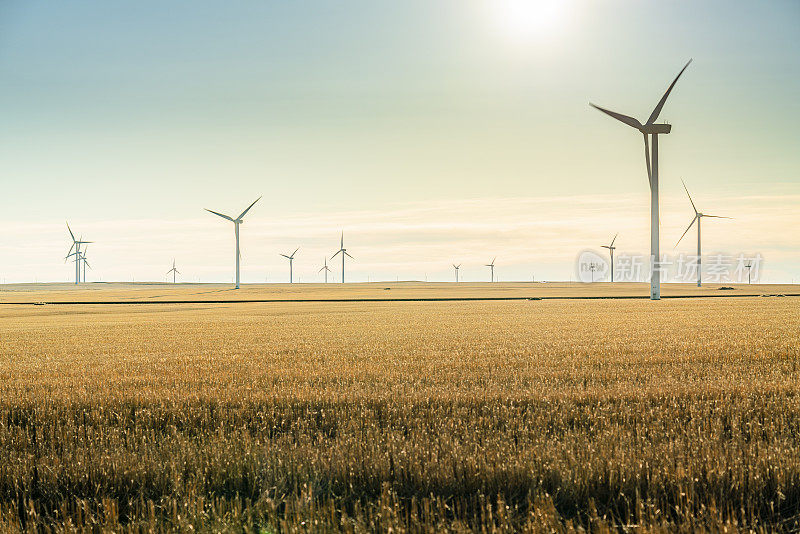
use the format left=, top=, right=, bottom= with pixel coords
left=643, top=134, right=652, bottom=188
left=344, top=251, right=354, bottom=259
left=676, top=216, right=698, bottom=247
left=590, top=103, right=643, bottom=130
left=646, top=59, right=692, bottom=125
left=205, top=209, right=234, bottom=222
left=66, top=222, right=76, bottom=241
left=331, top=250, right=342, bottom=259
left=702, top=214, right=733, bottom=219
left=681, top=179, right=698, bottom=214
left=610, top=232, right=618, bottom=247
left=291, top=248, right=299, bottom=258
left=236, top=196, right=262, bottom=220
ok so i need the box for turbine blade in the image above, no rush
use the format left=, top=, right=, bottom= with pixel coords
left=703, top=214, right=733, bottom=219
left=345, top=251, right=354, bottom=259
left=205, top=209, right=234, bottom=222
left=646, top=59, right=692, bottom=125
left=590, top=103, right=643, bottom=130
left=643, top=134, right=652, bottom=188
left=331, top=250, right=342, bottom=259
left=610, top=232, right=618, bottom=247
left=66, top=222, right=76, bottom=241
left=236, top=196, right=262, bottom=220
left=291, top=248, right=299, bottom=258
left=681, top=179, right=698, bottom=214
left=280, top=254, right=290, bottom=259
left=675, top=216, right=698, bottom=247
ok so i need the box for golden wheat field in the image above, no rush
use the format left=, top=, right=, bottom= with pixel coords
left=1, top=287, right=799, bottom=532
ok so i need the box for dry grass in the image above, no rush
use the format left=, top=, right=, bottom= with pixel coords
left=0, top=294, right=799, bottom=531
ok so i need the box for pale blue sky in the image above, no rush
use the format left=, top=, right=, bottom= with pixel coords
left=0, top=1, right=798, bottom=282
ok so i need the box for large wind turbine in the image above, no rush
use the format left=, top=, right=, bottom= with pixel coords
left=601, top=233, right=618, bottom=282
left=319, top=257, right=331, bottom=283
left=453, top=264, right=461, bottom=283
left=591, top=59, right=692, bottom=300
left=676, top=180, right=731, bottom=287
left=205, top=197, right=261, bottom=289
left=331, top=232, right=353, bottom=283
left=65, top=223, right=92, bottom=284
left=280, top=248, right=299, bottom=283
left=166, top=259, right=180, bottom=284
left=485, top=258, right=496, bottom=282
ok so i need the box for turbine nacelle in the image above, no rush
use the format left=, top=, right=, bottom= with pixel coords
left=640, top=123, right=672, bottom=135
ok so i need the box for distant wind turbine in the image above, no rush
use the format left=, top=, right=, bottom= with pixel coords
left=591, top=59, right=692, bottom=300
left=166, top=259, right=180, bottom=284
left=331, top=232, right=353, bottom=283
left=319, top=257, right=331, bottom=283
left=453, top=264, right=461, bottom=283
left=601, top=233, right=618, bottom=282
left=676, top=179, right=731, bottom=287
left=65, top=223, right=92, bottom=284
left=485, top=258, right=496, bottom=282
left=280, top=248, right=299, bottom=283
left=205, top=197, right=261, bottom=289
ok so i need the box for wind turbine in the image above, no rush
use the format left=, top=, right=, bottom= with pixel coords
left=280, top=248, right=299, bottom=283
left=166, top=259, right=180, bottom=284
left=205, top=197, right=261, bottom=289
left=590, top=59, right=692, bottom=300
left=319, top=257, right=331, bottom=283
left=331, top=232, right=353, bottom=283
left=453, top=264, right=461, bottom=283
left=485, top=258, right=496, bottom=282
left=65, top=223, right=92, bottom=284
left=676, top=179, right=731, bottom=287
left=601, top=233, right=618, bottom=282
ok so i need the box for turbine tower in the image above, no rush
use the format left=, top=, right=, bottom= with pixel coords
left=601, top=233, right=618, bottom=282
left=453, top=264, right=461, bottom=283
left=485, top=258, right=496, bottom=282
left=205, top=196, right=261, bottom=289
left=166, top=259, right=180, bottom=284
left=280, top=248, right=299, bottom=283
left=319, top=257, right=331, bottom=283
left=591, top=59, right=692, bottom=300
left=676, top=179, right=731, bottom=287
left=65, top=223, right=92, bottom=284
left=331, top=232, right=353, bottom=283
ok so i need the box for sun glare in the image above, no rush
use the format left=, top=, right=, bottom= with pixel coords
left=490, top=0, right=571, bottom=45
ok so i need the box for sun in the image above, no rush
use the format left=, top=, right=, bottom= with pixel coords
left=490, top=0, right=572, bottom=45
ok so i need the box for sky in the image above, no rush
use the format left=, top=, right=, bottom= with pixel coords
left=0, top=0, right=798, bottom=283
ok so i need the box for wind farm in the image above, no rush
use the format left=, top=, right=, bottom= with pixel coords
left=1, top=2, right=798, bottom=532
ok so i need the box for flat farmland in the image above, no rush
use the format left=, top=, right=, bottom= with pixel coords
left=0, top=281, right=797, bottom=304
left=1, top=290, right=799, bottom=531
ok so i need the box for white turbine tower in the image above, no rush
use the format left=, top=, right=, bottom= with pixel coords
left=601, top=233, right=618, bottom=282
left=453, top=263, right=461, bottom=283
left=591, top=59, right=692, bottom=300
left=65, top=223, right=92, bottom=285
left=331, top=232, right=353, bottom=284
left=166, top=259, right=180, bottom=284
left=319, top=257, right=331, bottom=283
left=280, top=248, right=299, bottom=283
left=485, top=258, right=496, bottom=282
left=676, top=180, right=731, bottom=287
left=205, top=197, right=261, bottom=289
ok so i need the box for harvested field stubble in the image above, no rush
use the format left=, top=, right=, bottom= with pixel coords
left=0, top=297, right=799, bottom=531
